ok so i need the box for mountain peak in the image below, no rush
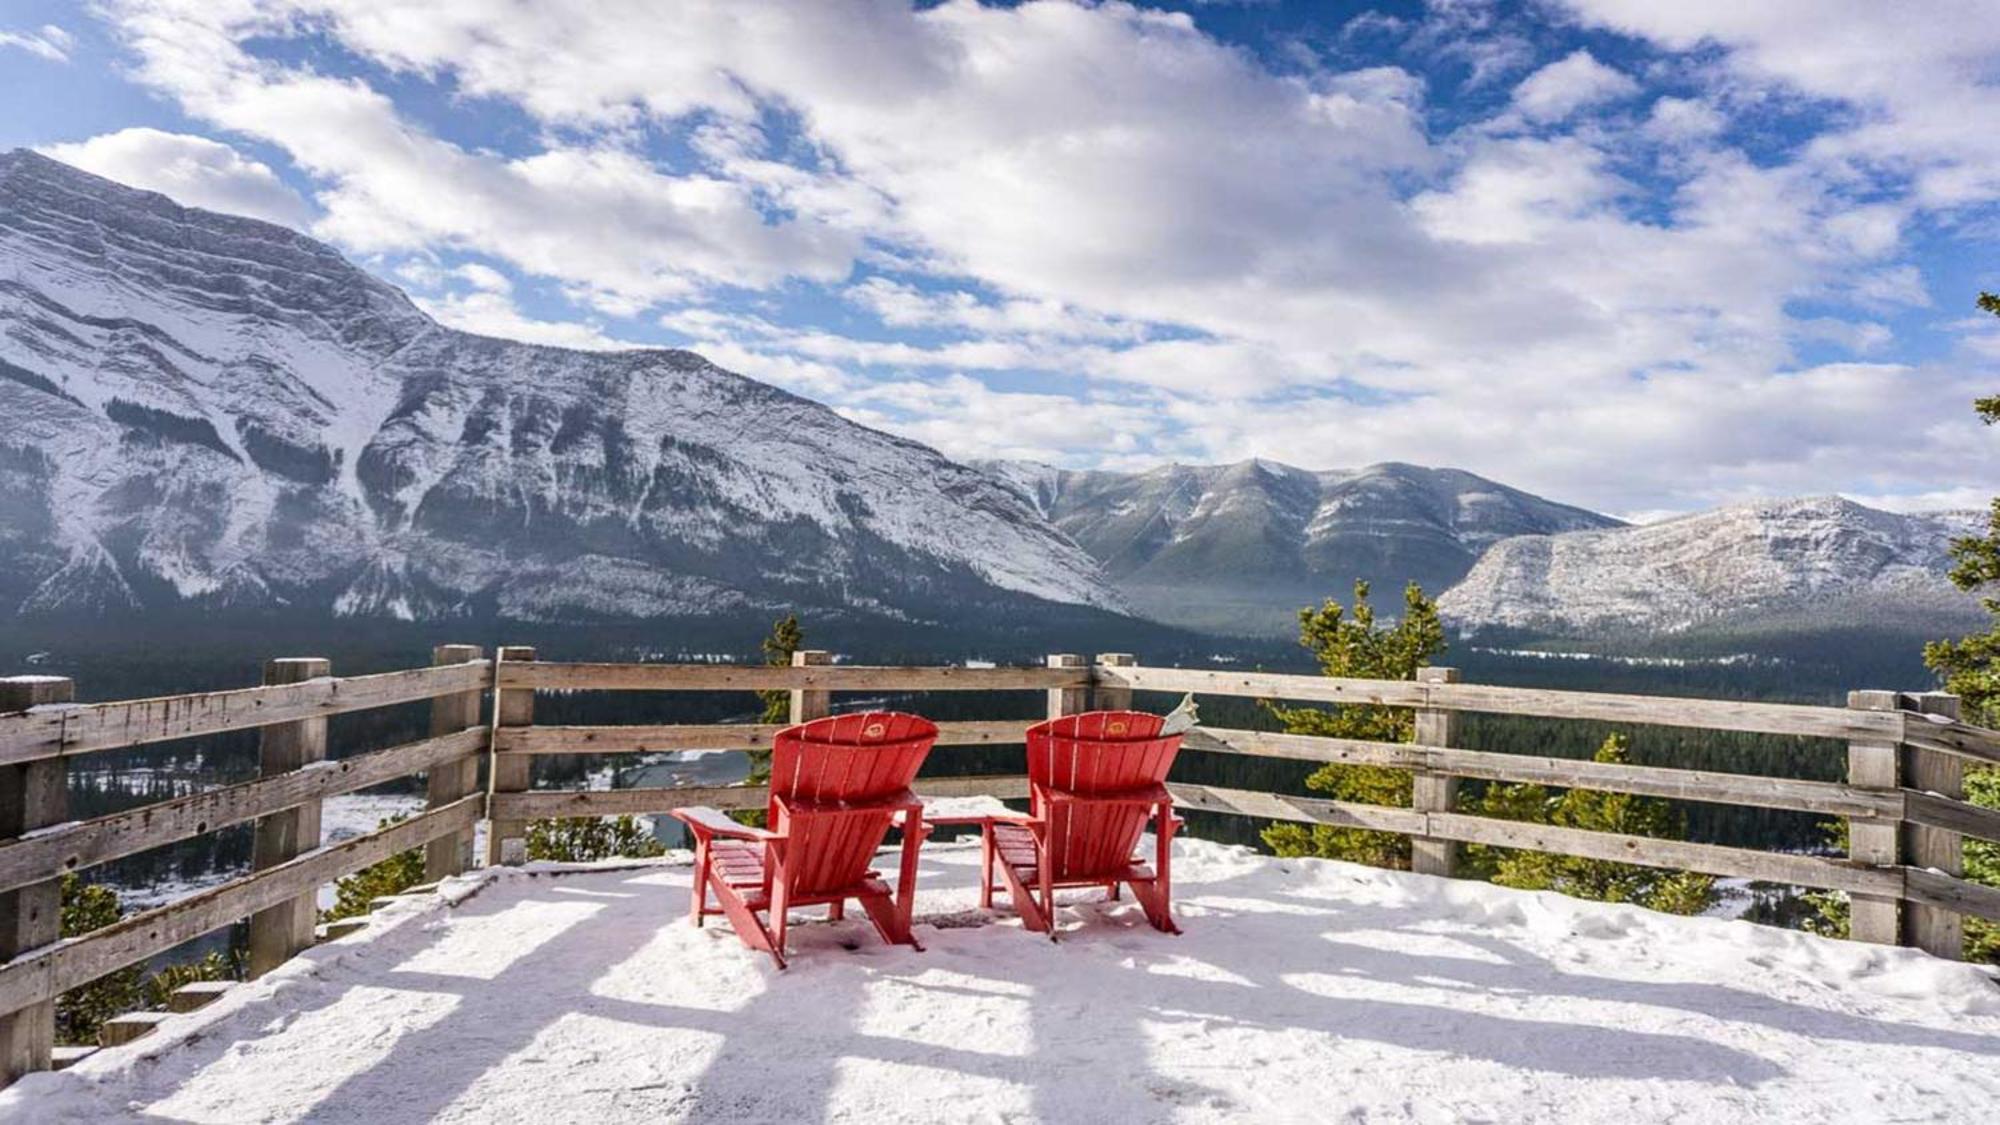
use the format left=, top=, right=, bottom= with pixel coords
left=977, top=457, right=1618, bottom=635
left=1439, top=497, right=1983, bottom=637
left=0, top=156, right=1124, bottom=626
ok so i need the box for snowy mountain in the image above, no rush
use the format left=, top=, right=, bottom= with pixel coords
left=0, top=151, right=1122, bottom=629
left=981, top=458, right=1618, bottom=635
left=1439, top=496, right=1986, bottom=638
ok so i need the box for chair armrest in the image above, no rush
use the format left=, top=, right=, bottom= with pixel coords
left=666, top=806, right=780, bottom=842
left=981, top=811, right=1040, bottom=827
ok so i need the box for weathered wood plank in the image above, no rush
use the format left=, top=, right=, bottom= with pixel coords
left=1425, top=810, right=1901, bottom=896
left=0, top=661, right=491, bottom=766
left=1901, top=716, right=2000, bottom=767
left=0, top=675, right=69, bottom=1085
left=0, top=727, right=487, bottom=895
left=1902, top=867, right=2000, bottom=926
left=1099, top=665, right=1905, bottom=741
left=1094, top=653, right=1136, bottom=712
left=423, top=645, right=483, bottom=882
left=1047, top=653, right=1086, bottom=724
left=1102, top=666, right=1432, bottom=709
left=0, top=797, right=481, bottom=1016
left=1166, top=784, right=1429, bottom=835
left=495, top=719, right=1030, bottom=755
left=1411, top=667, right=1460, bottom=877
left=1901, top=692, right=1965, bottom=958
left=1901, top=789, right=2000, bottom=846
left=1847, top=690, right=1905, bottom=948
left=497, top=661, right=1090, bottom=693
left=485, top=646, right=537, bottom=868
left=97, top=1010, right=169, bottom=1047
left=490, top=775, right=1031, bottom=819
left=1184, top=727, right=1903, bottom=819
left=166, top=980, right=233, bottom=1013
left=249, top=658, right=331, bottom=977
left=1166, top=781, right=1902, bottom=896
left=1183, top=727, right=1426, bottom=767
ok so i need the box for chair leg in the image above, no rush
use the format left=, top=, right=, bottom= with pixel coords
left=995, top=857, right=1050, bottom=934
left=860, top=888, right=922, bottom=951
left=1039, top=855, right=1058, bottom=942
left=979, top=826, right=996, bottom=909
left=828, top=900, right=845, bottom=921
left=769, top=853, right=791, bottom=967
left=895, top=814, right=927, bottom=940
left=688, top=840, right=711, bottom=927
left=1134, top=805, right=1182, bottom=935
left=709, top=878, right=785, bottom=969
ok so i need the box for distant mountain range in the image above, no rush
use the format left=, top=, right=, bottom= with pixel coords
left=1439, top=495, right=1987, bottom=642
left=1, top=150, right=1983, bottom=666
left=0, top=150, right=1120, bottom=634
left=980, top=459, right=1620, bottom=635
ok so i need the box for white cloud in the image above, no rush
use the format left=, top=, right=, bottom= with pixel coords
left=1559, top=1, right=2000, bottom=205
left=1643, top=96, right=1725, bottom=142
left=0, top=24, right=73, bottom=62
left=415, top=288, right=639, bottom=351
left=38, top=128, right=312, bottom=227
left=1510, top=49, right=1640, bottom=122
left=86, top=0, right=2000, bottom=514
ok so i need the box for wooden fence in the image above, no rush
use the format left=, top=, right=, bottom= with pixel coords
left=3, top=648, right=1998, bottom=1085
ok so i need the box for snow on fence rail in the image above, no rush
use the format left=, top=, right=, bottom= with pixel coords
left=2, top=647, right=1999, bottom=1089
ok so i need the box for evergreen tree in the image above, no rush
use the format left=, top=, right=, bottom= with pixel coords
left=321, top=817, right=426, bottom=924
left=55, top=877, right=246, bottom=1045
left=758, top=613, right=804, bottom=725
left=525, top=815, right=666, bottom=862
left=1463, top=734, right=1718, bottom=915
left=737, top=613, right=803, bottom=827
left=55, top=875, right=143, bottom=1045
left=1262, top=581, right=1447, bottom=867
left=1912, top=289, right=2000, bottom=961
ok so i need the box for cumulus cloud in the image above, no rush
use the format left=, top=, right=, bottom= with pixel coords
left=38, top=128, right=312, bottom=227
left=82, top=0, right=2000, bottom=514
left=1510, top=50, right=1640, bottom=122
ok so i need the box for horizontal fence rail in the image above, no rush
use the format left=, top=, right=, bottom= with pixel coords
left=0, top=661, right=490, bottom=765
left=1099, top=665, right=1905, bottom=741
left=3, top=647, right=1999, bottom=1090
left=497, top=661, right=1089, bottom=693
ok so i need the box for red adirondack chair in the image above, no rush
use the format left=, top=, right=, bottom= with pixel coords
left=668, top=711, right=939, bottom=969
left=981, top=710, right=1186, bottom=938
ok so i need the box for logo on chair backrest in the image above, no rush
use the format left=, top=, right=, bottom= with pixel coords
left=863, top=722, right=887, bottom=739
left=1107, top=720, right=1128, bottom=735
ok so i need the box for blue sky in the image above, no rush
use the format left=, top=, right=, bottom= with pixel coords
left=3, top=0, right=1998, bottom=518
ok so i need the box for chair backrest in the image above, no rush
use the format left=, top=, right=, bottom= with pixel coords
left=1024, top=711, right=1184, bottom=881
left=769, top=711, right=938, bottom=895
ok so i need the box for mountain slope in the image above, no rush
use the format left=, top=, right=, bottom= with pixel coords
left=1438, top=496, right=1985, bottom=639
left=982, top=458, right=1619, bottom=635
left=0, top=150, right=1121, bottom=628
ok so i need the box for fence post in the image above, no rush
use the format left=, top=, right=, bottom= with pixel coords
left=1094, top=653, right=1135, bottom=713
left=0, top=675, right=72, bottom=1085
left=424, top=645, right=485, bottom=882
left=248, top=657, right=331, bottom=977
left=791, top=650, right=832, bottom=725
left=1047, top=654, right=1086, bottom=721
left=1905, top=691, right=1964, bottom=959
left=485, top=645, right=537, bottom=868
left=1846, top=690, right=1906, bottom=947
left=1410, top=666, right=1461, bottom=878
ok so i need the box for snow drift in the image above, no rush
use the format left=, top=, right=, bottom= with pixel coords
left=6, top=838, right=1996, bottom=1123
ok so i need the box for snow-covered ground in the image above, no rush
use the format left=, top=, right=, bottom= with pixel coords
left=6, top=838, right=1998, bottom=1124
